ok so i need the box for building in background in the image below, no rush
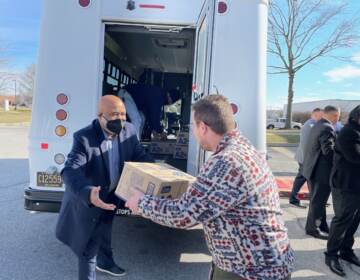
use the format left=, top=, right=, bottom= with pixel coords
left=284, top=99, right=360, bottom=123
left=0, top=95, right=15, bottom=106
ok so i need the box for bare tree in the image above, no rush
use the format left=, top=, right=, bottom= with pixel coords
left=19, top=64, right=36, bottom=95
left=0, top=72, right=13, bottom=93
left=0, top=42, right=12, bottom=94
left=268, top=0, right=359, bottom=128
left=18, top=64, right=36, bottom=107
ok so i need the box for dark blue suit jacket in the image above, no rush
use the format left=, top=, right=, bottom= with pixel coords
left=55, top=119, right=153, bottom=257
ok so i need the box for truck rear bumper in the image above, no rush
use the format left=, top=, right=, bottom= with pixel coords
left=24, top=188, right=131, bottom=216
left=24, top=187, right=63, bottom=212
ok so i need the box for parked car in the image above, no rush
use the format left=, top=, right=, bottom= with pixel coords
left=266, top=118, right=302, bottom=129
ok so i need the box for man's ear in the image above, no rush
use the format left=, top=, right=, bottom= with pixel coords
left=200, top=121, right=207, bottom=135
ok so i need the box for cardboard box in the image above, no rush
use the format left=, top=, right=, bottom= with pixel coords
left=115, top=162, right=196, bottom=201
left=150, top=141, right=176, bottom=155
left=176, top=132, right=189, bottom=145
left=173, top=145, right=188, bottom=159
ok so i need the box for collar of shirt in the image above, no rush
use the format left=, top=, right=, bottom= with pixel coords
left=214, top=129, right=240, bottom=154
left=101, top=127, right=116, bottom=141
left=306, top=118, right=316, bottom=125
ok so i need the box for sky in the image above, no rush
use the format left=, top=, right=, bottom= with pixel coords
left=1, top=0, right=360, bottom=108
left=0, top=0, right=41, bottom=72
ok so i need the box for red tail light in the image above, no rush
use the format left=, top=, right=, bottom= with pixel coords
left=56, top=109, right=68, bottom=121
left=57, top=93, right=68, bottom=105
left=218, top=1, right=228, bottom=14
left=79, top=0, right=91, bottom=8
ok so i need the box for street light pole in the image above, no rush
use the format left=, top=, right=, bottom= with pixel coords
left=13, top=79, right=17, bottom=111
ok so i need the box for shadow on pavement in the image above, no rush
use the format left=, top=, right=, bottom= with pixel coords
left=111, top=216, right=211, bottom=280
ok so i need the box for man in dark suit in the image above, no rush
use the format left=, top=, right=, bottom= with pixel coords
left=325, top=105, right=360, bottom=277
left=56, top=95, right=153, bottom=280
left=302, top=105, right=340, bottom=240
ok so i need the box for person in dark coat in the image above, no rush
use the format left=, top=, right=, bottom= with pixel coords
left=324, top=105, right=360, bottom=277
left=55, top=95, right=153, bottom=280
left=302, top=105, right=340, bottom=240
left=124, top=71, right=181, bottom=140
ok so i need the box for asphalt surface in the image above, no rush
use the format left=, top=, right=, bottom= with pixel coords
left=0, top=126, right=359, bottom=280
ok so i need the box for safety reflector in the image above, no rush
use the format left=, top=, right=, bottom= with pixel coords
left=41, top=143, right=49, bottom=150
left=55, top=125, right=67, bottom=137
left=54, top=153, right=66, bottom=165
left=192, top=84, right=197, bottom=92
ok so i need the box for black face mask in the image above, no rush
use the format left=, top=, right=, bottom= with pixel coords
left=103, top=117, right=123, bottom=135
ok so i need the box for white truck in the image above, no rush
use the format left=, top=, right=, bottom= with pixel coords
left=266, top=118, right=302, bottom=130
left=25, top=0, right=269, bottom=212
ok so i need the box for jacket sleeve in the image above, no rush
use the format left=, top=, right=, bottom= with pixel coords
left=338, top=129, right=360, bottom=165
left=296, top=122, right=311, bottom=163
left=300, top=123, right=312, bottom=154
left=138, top=159, right=246, bottom=229
left=61, top=134, right=93, bottom=207
left=319, top=126, right=336, bottom=162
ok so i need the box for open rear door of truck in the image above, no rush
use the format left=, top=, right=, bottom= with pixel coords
left=187, top=0, right=216, bottom=176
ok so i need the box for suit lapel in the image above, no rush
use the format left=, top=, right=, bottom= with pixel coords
left=93, top=120, right=110, bottom=184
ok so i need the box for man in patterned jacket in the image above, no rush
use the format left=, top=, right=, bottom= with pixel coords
left=126, top=95, right=294, bottom=280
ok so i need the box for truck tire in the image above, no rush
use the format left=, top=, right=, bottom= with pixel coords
left=267, top=125, right=275, bottom=129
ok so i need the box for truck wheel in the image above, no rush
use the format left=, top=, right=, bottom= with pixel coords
left=267, top=125, right=274, bottom=129
left=293, top=126, right=300, bottom=130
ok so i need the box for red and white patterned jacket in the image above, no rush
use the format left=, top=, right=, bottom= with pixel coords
left=138, top=130, right=294, bottom=279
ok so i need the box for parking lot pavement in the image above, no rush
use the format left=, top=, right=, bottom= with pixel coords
left=267, top=146, right=298, bottom=176
left=0, top=127, right=359, bottom=279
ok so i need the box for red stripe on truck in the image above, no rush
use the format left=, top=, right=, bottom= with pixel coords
left=139, top=4, right=165, bottom=9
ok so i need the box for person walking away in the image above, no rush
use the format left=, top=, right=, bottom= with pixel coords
left=302, top=106, right=340, bottom=240
left=289, top=108, right=323, bottom=208
left=324, top=105, right=360, bottom=277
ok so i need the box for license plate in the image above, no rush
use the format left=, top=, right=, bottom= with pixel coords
left=36, top=172, right=63, bottom=187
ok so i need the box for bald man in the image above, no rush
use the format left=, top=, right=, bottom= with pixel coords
left=56, top=96, right=153, bottom=280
